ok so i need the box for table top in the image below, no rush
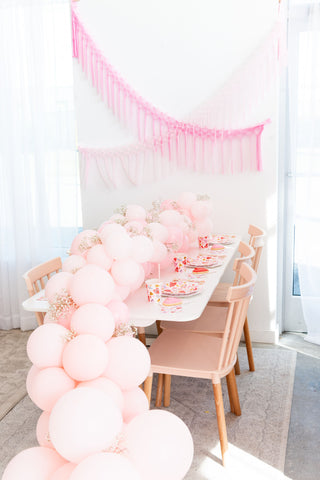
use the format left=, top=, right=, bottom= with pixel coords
left=22, top=236, right=240, bottom=328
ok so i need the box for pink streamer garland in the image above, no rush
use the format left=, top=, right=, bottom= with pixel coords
left=71, top=4, right=271, bottom=178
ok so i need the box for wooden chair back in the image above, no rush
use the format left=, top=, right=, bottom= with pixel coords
left=23, top=257, right=62, bottom=325
left=232, top=241, right=256, bottom=286
left=217, top=263, right=256, bottom=372
left=248, top=224, right=265, bottom=272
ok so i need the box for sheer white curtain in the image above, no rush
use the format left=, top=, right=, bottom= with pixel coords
left=0, top=0, right=82, bottom=331
left=288, top=0, right=320, bottom=344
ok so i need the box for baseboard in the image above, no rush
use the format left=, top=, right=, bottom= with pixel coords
left=249, top=329, right=279, bottom=344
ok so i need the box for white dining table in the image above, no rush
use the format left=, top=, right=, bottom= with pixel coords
left=22, top=236, right=240, bottom=329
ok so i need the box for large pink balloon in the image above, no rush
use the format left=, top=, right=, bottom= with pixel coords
left=122, top=387, right=149, bottom=424
left=36, top=411, right=53, bottom=449
left=125, top=410, right=194, bottom=480
left=77, top=377, right=124, bottom=411
left=113, top=283, right=131, bottom=301
left=159, top=209, right=181, bottom=227
left=103, top=231, right=133, bottom=260
left=131, top=236, right=154, bottom=263
left=63, top=334, right=109, bottom=382
left=86, top=245, right=113, bottom=271
left=70, top=304, right=115, bottom=342
left=27, top=323, right=69, bottom=369
left=106, top=300, right=129, bottom=327
left=26, top=364, right=40, bottom=392
left=45, top=272, right=73, bottom=303
left=50, top=463, right=77, bottom=480
left=70, top=452, right=142, bottom=480
left=49, top=387, right=123, bottom=463
left=103, top=337, right=150, bottom=390
left=69, top=265, right=115, bottom=306
left=129, top=264, right=145, bottom=292
left=70, top=230, right=100, bottom=256
left=62, top=255, right=86, bottom=274
left=2, top=447, right=66, bottom=480
left=126, top=204, right=147, bottom=222
left=99, top=223, right=126, bottom=242
left=28, top=367, right=76, bottom=411
left=150, top=240, right=167, bottom=263
left=148, top=222, right=169, bottom=243
left=190, top=199, right=211, bottom=220
left=111, top=259, right=141, bottom=287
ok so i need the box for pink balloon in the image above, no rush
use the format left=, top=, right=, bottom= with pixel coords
left=50, top=463, right=77, bottom=480
left=49, top=387, right=123, bottom=463
left=55, top=305, right=77, bottom=330
left=106, top=300, right=130, bottom=327
left=86, top=245, right=113, bottom=271
left=69, top=452, right=142, bottom=480
left=177, top=234, right=190, bottom=253
left=103, top=231, right=133, bottom=260
left=77, top=377, right=124, bottom=411
left=45, top=273, right=73, bottom=303
left=159, top=209, right=181, bottom=227
left=190, top=200, right=211, bottom=220
left=150, top=241, right=167, bottom=263
left=111, top=259, right=141, bottom=287
left=131, top=236, right=154, bottom=263
left=141, top=262, right=153, bottom=278
left=70, top=230, right=100, bottom=256
left=27, top=323, right=69, bottom=369
left=37, top=411, right=53, bottom=449
left=166, top=226, right=184, bottom=250
left=122, top=387, right=149, bottom=423
left=70, top=304, right=115, bottom=342
left=125, top=220, right=145, bottom=235
left=158, top=251, right=174, bottom=270
left=113, top=283, right=131, bottom=301
left=148, top=222, right=169, bottom=243
left=2, top=447, right=66, bottom=480
left=177, top=191, right=197, bottom=209
left=125, top=410, right=194, bottom=480
left=26, top=364, right=40, bottom=393
left=62, top=255, right=86, bottom=274
left=129, top=264, right=145, bottom=292
left=196, top=217, right=214, bottom=236
left=126, top=204, right=147, bottom=222
left=99, top=223, right=126, bottom=242
left=103, top=337, right=150, bottom=390
left=28, top=367, right=76, bottom=412
left=69, top=265, right=115, bottom=306
left=63, top=334, right=109, bottom=382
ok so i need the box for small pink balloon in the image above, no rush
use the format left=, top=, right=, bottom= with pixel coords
left=69, top=265, right=115, bottom=306
left=113, top=283, right=131, bottom=301
left=70, top=304, right=115, bottom=342
left=125, top=220, right=145, bottom=234
left=27, top=323, right=69, bottom=369
left=50, top=463, right=77, bottom=480
left=166, top=226, right=184, bottom=250
left=86, top=245, right=113, bottom=271
left=125, top=410, right=194, bottom=480
left=45, top=272, right=73, bottom=303
left=190, top=200, right=211, bottom=220
left=177, top=191, right=197, bottom=209
left=131, top=236, right=154, bottom=263
left=122, top=387, right=149, bottom=423
left=70, top=230, right=100, bottom=256
left=158, top=251, right=174, bottom=271
left=148, top=222, right=169, bottom=243
left=159, top=209, right=181, bottom=227
left=129, top=264, right=145, bottom=292
left=55, top=305, right=77, bottom=330
left=150, top=241, right=167, bottom=263
left=36, top=411, right=53, bottom=449
left=196, top=217, right=214, bottom=236
left=2, top=447, right=66, bottom=480
left=99, top=223, right=126, bottom=242
left=77, top=377, right=124, bottom=411
left=111, top=259, right=141, bottom=287
left=103, top=231, right=133, bottom=260
left=106, top=300, right=130, bottom=327
left=49, top=387, right=123, bottom=463
left=126, top=204, right=147, bottom=222
left=63, top=334, right=109, bottom=382
left=28, top=367, right=76, bottom=411
left=62, top=255, right=86, bottom=274
left=177, top=234, right=190, bottom=253
left=103, top=337, right=150, bottom=390
left=69, top=452, right=142, bottom=480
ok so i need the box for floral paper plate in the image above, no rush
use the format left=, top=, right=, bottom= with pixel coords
left=210, top=234, right=237, bottom=245
left=161, top=280, right=202, bottom=297
left=186, top=255, right=221, bottom=268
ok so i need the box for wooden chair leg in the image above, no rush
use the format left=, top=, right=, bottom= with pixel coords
left=226, top=374, right=235, bottom=414
left=243, top=317, right=255, bottom=372
left=234, top=354, right=241, bottom=375
left=137, top=327, right=146, bottom=346
left=156, top=320, right=163, bottom=335
left=155, top=374, right=164, bottom=407
left=226, top=370, right=241, bottom=416
left=163, top=375, right=171, bottom=407
left=144, top=374, right=153, bottom=406
left=212, top=382, right=228, bottom=466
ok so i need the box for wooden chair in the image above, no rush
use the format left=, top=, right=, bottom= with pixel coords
left=144, top=263, right=257, bottom=466
left=23, top=257, right=62, bottom=326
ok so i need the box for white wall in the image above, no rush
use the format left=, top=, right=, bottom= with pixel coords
left=74, top=0, right=280, bottom=343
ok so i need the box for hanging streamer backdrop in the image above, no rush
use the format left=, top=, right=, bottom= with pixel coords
left=72, top=3, right=285, bottom=187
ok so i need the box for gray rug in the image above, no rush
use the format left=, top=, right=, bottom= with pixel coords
left=0, top=339, right=295, bottom=480
left=0, top=329, right=32, bottom=420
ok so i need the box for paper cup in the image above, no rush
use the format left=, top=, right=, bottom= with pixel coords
left=198, top=236, right=209, bottom=249
left=145, top=279, right=162, bottom=303
left=173, top=255, right=187, bottom=273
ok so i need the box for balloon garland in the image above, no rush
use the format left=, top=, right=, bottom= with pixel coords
left=3, top=192, right=214, bottom=479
